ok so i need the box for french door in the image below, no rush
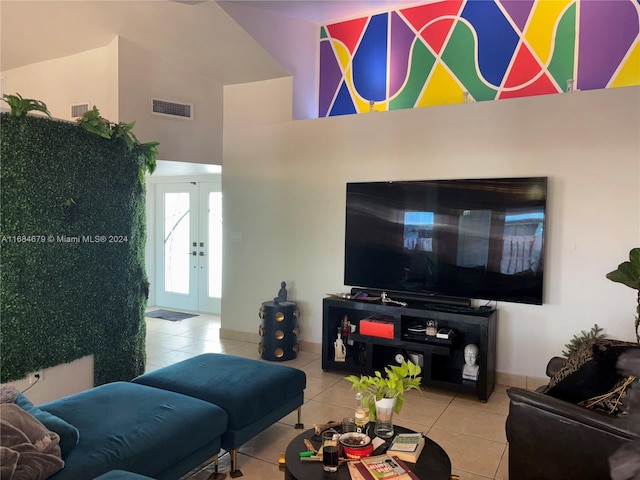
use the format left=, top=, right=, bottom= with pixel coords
left=155, top=182, right=222, bottom=314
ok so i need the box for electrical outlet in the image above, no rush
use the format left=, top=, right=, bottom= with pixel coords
left=28, top=370, right=43, bottom=385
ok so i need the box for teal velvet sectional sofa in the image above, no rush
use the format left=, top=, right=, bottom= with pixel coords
left=8, top=353, right=306, bottom=480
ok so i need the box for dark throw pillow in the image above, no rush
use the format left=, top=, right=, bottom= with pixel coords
left=15, top=393, right=80, bottom=456
left=544, top=338, right=639, bottom=416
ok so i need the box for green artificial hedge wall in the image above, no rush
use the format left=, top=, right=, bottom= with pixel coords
left=0, top=113, right=148, bottom=385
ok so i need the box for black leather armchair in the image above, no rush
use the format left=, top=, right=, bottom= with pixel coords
left=506, top=357, right=639, bottom=480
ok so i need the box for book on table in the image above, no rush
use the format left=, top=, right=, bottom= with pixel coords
left=386, top=432, right=425, bottom=463
left=347, top=454, right=418, bottom=480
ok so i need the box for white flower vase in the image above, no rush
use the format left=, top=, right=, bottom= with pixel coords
left=374, top=397, right=396, bottom=438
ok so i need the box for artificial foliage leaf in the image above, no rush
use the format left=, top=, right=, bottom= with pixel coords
left=1, top=93, right=51, bottom=118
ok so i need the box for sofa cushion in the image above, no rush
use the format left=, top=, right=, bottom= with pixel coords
left=94, top=470, right=157, bottom=479
left=132, top=353, right=306, bottom=431
left=544, top=339, right=638, bottom=415
left=39, top=382, right=227, bottom=479
left=15, top=393, right=80, bottom=457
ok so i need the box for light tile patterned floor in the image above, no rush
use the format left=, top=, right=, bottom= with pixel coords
left=144, top=311, right=509, bottom=480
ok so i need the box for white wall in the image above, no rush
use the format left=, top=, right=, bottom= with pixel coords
left=223, top=80, right=640, bottom=379
left=8, top=356, right=94, bottom=405
left=219, top=1, right=318, bottom=120
left=1, top=38, right=119, bottom=121
left=117, top=38, right=224, bottom=165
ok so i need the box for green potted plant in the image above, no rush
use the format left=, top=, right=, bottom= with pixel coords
left=606, top=247, right=640, bottom=343
left=345, top=360, right=422, bottom=438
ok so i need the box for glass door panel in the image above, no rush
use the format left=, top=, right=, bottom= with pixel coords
left=163, top=192, right=191, bottom=295
left=155, top=183, right=198, bottom=311
left=196, top=186, right=221, bottom=313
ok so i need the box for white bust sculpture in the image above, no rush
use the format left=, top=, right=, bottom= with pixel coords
left=462, top=343, right=479, bottom=381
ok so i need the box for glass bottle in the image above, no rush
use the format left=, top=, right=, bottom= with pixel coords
left=354, top=392, right=370, bottom=433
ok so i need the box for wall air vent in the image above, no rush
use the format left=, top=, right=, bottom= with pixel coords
left=151, top=97, right=194, bottom=120
left=71, top=103, right=91, bottom=118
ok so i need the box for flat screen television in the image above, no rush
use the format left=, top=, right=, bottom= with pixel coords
left=344, top=177, right=548, bottom=305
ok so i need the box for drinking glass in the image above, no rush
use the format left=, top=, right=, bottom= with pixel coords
left=322, top=429, right=339, bottom=472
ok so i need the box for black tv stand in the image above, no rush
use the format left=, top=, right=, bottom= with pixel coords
left=322, top=296, right=496, bottom=401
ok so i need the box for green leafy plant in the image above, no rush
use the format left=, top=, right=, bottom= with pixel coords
left=345, top=360, right=422, bottom=420
left=77, top=106, right=158, bottom=180
left=606, top=247, right=640, bottom=343
left=562, top=324, right=607, bottom=357
left=2, top=93, right=50, bottom=117
left=1, top=112, right=147, bottom=384
left=76, top=106, right=112, bottom=138
left=136, top=141, right=159, bottom=177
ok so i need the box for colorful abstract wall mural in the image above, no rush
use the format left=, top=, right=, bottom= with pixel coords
left=319, top=0, right=640, bottom=117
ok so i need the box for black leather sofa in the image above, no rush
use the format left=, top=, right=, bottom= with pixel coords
left=506, top=357, right=639, bottom=480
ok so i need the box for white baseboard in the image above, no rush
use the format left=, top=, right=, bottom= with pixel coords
left=220, top=328, right=260, bottom=343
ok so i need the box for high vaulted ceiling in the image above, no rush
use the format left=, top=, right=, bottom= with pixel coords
left=0, top=0, right=424, bottom=86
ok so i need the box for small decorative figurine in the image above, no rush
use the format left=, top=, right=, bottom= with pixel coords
left=334, top=331, right=346, bottom=362
left=274, top=281, right=287, bottom=304
left=341, top=315, right=351, bottom=340
left=426, top=319, right=438, bottom=336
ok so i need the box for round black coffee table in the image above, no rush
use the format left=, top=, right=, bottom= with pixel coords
left=284, top=425, right=451, bottom=480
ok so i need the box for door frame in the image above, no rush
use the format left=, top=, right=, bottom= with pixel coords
left=145, top=171, right=222, bottom=314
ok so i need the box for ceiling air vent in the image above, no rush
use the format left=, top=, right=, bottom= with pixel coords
left=151, top=97, right=193, bottom=120
left=71, top=103, right=91, bottom=118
